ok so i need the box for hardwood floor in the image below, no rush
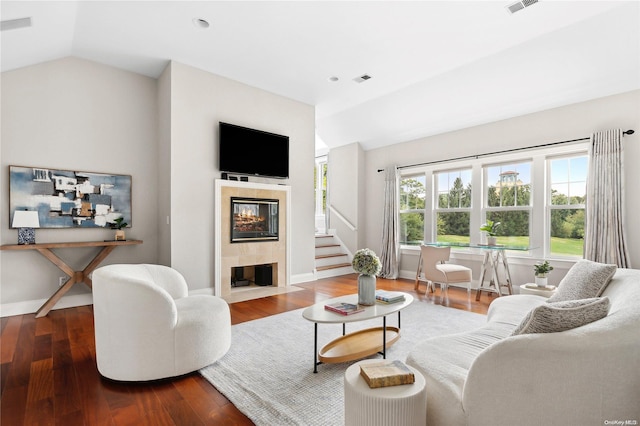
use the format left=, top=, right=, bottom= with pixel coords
left=1, top=274, right=493, bottom=425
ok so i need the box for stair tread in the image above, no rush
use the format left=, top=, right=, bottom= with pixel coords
left=316, top=253, right=348, bottom=259
left=315, top=244, right=340, bottom=248
left=316, top=263, right=352, bottom=271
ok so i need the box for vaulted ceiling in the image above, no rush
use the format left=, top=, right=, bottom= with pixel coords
left=2, top=1, right=639, bottom=151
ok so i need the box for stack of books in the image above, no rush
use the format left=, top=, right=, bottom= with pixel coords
left=375, top=290, right=406, bottom=304
left=359, top=360, right=416, bottom=388
left=324, top=302, right=364, bottom=316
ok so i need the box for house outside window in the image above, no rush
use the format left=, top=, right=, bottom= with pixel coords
left=484, top=162, right=532, bottom=247
left=548, top=154, right=587, bottom=257
left=400, top=174, right=426, bottom=245
left=435, top=169, right=472, bottom=244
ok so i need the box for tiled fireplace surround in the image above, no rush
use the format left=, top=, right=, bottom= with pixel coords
left=214, top=180, right=291, bottom=297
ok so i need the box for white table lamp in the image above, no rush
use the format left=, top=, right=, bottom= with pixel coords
left=12, top=210, right=40, bottom=244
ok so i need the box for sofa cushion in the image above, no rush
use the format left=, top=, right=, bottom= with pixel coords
left=548, top=259, right=616, bottom=302
left=512, top=297, right=610, bottom=335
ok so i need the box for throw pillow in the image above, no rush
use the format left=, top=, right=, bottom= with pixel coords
left=547, top=259, right=616, bottom=302
left=512, top=297, right=610, bottom=335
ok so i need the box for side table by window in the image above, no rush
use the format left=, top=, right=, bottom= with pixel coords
left=0, top=240, right=142, bottom=317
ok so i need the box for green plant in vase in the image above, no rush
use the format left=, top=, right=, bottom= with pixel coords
left=479, top=219, right=501, bottom=245
left=533, top=260, right=553, bottom=287
left=112, top=217, right=128, bottom=241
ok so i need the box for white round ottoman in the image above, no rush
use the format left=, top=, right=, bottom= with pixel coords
left=344, top=359, right=427, bottom=426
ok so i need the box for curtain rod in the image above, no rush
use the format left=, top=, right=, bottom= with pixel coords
left=377, top=129, right=635, bottom=172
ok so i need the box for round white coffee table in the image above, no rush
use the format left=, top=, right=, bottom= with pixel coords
left=344, top=359, right=426, bottom=426
left=519, top=283, right=557, bottom=298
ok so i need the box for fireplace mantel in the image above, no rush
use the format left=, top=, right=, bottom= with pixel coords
left=214, top=179, right=291, bottom=297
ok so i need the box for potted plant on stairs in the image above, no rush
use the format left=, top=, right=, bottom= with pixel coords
left=533, top=260, right=553, bottom=288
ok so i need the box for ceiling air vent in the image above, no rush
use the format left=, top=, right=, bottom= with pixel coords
left=506, top=0, right=538, bottom=14
left=353, top=74, right=372, bottom=84
left=1, top=17, right=32, bottom=31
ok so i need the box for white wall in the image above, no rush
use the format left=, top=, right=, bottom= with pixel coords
left=157, top=63, right=172, bottom=266
left=167, top=62, right=316, bottom=290
left=363, top=90, right=640, bottom=286
left=1, top=57, right=159, bottom=313
left=0, top=58, right=316, bottom=315
left=327, top=142, right=364, bottom=254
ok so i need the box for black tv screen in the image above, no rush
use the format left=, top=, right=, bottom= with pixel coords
left=219, top=122, right=289, bottom=179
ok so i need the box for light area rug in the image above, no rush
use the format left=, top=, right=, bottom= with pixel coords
left=200, top=299, right=486, bottom=426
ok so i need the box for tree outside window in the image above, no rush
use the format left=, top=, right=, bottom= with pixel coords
left=549, top=155, right=587, bottom=257
left=435, top=169, right=471, bottom=244
left=400, top=175, right=426, bottom=245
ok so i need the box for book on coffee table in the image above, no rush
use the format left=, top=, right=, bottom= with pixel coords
left=359, top=360, right=415, bottom=388
left=324, top=302, right=364, bottom=316
left=375, top=290, right=406, bottom=303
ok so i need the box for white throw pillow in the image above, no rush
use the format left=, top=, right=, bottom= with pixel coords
left=512, top=297, right=610, bottom=335
left=547, top=259, right=616, bottom=302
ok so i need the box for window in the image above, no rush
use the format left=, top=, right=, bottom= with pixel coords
left=314, top=156, right=327, bottom=216
left=398, top=142, right=588, bottom=259
left=549, top=154, right=587, bottom=257
left=435, top=169, right=472, bottom=243
left=483, top=162, right=532, bottom=246
left=399, top=175, right=426, bottom=245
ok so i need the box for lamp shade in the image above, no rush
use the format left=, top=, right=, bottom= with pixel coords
left=12, top=210, right=40, bottom=228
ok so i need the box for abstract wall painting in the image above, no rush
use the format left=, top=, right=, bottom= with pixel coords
left=9, top=165, right=132, bottom=229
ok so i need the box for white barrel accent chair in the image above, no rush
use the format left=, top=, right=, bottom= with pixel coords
left=92, top=264, right=231, bottom=381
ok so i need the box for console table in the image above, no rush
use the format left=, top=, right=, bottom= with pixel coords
left=0, top=240, right=143, bottom=317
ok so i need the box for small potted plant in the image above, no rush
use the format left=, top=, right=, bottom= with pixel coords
left=479, top=219, right=501, bottom=245
left=352, top=248, right=382, bottom=306
left=112, top=217, right=128, bottom=241
left=533, top=260, right=553, bottom=287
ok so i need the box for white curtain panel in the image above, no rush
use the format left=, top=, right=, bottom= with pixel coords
left=585, top=129, right=630, bottom=268
left=379, top=166, right=400, bottom=278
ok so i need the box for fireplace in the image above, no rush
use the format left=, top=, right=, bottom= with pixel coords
left=230, top=197, right=279, bottom=243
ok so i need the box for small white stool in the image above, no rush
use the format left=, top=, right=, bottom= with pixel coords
left=344, top=359, right=427, bottom=426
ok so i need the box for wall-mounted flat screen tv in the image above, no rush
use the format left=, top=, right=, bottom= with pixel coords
left=219, top=122, right=289, bottom=179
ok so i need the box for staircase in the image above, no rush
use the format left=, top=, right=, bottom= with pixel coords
left=315, top=234, right=354, bottom=279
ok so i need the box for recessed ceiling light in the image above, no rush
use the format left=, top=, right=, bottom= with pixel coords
left=192, top=18, right=210, bottom=29
left=328, top=76, right=339, bottom=82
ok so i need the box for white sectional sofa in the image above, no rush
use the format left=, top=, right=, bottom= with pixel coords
left=406, top=266, right=640, bottom=426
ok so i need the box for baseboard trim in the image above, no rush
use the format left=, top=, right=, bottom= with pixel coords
left=291, top=272, right=316, bottom=284
left=1, top=293, right=93, bottom=318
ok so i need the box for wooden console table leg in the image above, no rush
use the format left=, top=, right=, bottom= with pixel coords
left=35, top=275, right=78, bottom=318
left=34, top=246, right=116, bottom=318
left=81, top=246, right=116, bottom=289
